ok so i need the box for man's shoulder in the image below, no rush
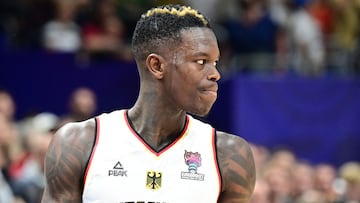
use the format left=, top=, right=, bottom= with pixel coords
left=216, top=131, right=249, bottom=146
left=53, top=118, right=96, bottom=147
left=215, top=130, right=256, bottom=199
left=43, top=118, right=97, bottom=201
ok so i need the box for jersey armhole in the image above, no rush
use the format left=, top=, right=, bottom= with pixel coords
left=213, top=129, right=223, bottom=198
left=81, top=117, right=100, bottom=193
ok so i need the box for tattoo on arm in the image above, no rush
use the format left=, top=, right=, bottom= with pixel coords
left=42, top=122, right=95, bottom=203
left=217, top=132, right=256, bottom=203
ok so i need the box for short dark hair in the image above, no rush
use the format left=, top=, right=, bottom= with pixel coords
left=131, top=4, right=211, bottom=62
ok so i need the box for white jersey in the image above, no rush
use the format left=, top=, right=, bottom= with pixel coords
left=82, top=110, right=221, bottom=203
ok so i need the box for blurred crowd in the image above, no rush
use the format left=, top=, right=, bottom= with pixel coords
left=0, top=0, right=360, bottom=76
left=0, top=87, right=97, bottom=203
left=0, top=86, right=359, bottom=203
left=250, top=144, right=360, bottom=203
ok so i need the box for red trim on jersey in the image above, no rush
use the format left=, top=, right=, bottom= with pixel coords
left=212, top=128, right=222, bottom=200
left=123, top=110, right=190, bottom=157
left=83, top=117, right=101, bottom=190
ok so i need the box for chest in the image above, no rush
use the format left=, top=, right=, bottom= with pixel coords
left=82, top=111, right=221, bottom=203
left=83, top=141, right=220, bottom=203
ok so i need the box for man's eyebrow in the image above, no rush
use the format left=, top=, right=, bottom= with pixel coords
left=192, top=52, right=220, bottom=59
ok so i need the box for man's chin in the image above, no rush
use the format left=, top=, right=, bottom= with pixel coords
left=187, top=109, right=211, bottom=118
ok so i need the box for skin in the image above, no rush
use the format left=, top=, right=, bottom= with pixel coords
left=41, top=27, right=255, bottom=203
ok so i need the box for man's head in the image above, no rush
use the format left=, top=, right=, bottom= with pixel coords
left=131, top=5, right=220, bottom=116
left=131, top=4, right=210, bottom=64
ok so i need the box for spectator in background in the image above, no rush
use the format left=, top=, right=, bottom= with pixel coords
left=308, top=0, right=334, bottom=43
left=338, top=162, right=360, bottom=203
left=42, top=0, right=82, bottom=52
left=186, top=0, right=218, bottom=22
left=0, top=89, right=16, bottom=121
left=8, top=112, right=57, bottom=203
left=314, top=163, right=339, bottom=202
left=0, top=89, right=24, bottom=173
left=156, top=0, right=185, bottom=6
left=58, top=87, right=97, bottom=128
left=0, top=0, right=22, bottom=50
left=267, top=0, right=292, bottom=74
left=268, top=0, right=290, bottom=28
left=0, top=89, right=59, bottom=203
left=0, top=115, right=15, bottom=203
left=224, top=0, right=282, bottom=74
left=308, top=0, right=335, bottom=74
left=263, top=162, right=293, bottom=203
left=21, top=129, right=52, bottom=203
left=327, top=0, right=360, bottom=75
left=259, top=148, right=295, bottom=203
left=291, top=161, right=326, bottom=203
left=250, top=143, right=270, bottom=175
left=286, top=0, right=325, bottom=76
left=81, top=0, right=133, bottom=62
left=0, top=115, right=25, bottom=203
left=115, top=0, right=155, bottom=35
left=8, top=0, right=55, bottom=49
left=250, top=178, right=271, bottom=203
left=269, top=147, right=297, bottom=170
left=0, top=90, right=26, bottom=203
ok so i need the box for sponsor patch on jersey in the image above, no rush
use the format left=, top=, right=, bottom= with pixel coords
left=146, top=171, right=162, bottom=190
left=108, top=161, right=127, bottom=177
left=181, top=150, right=205, bottom=181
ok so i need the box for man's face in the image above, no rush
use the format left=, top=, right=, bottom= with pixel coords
left=164, top=27, right=221, bottom=116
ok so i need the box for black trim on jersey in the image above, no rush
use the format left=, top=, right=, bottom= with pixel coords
left=125, top=110, right=188, bottom=153
left=214, top=131, right=223, bottom=192
left=80, top=118, right=98, bottom=192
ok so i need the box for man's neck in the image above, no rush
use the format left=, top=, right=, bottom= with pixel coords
left=127, top=106, right=187, bottom=151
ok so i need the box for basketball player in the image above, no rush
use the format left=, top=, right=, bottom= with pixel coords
left=41, top=4, right=256, bottom=203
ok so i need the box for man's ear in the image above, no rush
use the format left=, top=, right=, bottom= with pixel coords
left=145, top=53, right=165, bottom=79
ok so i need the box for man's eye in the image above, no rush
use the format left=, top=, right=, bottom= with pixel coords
left=213, top=61, right=218, bottom=67
left=196, top=60, right=218, bottom=67
left=196, top=59, right=206, bottom=65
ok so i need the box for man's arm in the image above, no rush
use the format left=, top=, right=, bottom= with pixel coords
left=41, top=119, right=96, bottom=203
left=216, top=131, right=256, bottom=203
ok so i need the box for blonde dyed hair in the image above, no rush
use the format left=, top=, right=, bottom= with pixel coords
left=132, top=4, right=212, bottom=62
left=142, top=5, right=208, bottom=26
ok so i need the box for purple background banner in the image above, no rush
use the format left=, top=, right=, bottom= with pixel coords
left=1, top=51, right=359, bottom=166
left=229, top=76, right=360, bottom=165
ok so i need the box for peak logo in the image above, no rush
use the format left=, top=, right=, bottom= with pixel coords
left=108, top=161, right=127, bottom=177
